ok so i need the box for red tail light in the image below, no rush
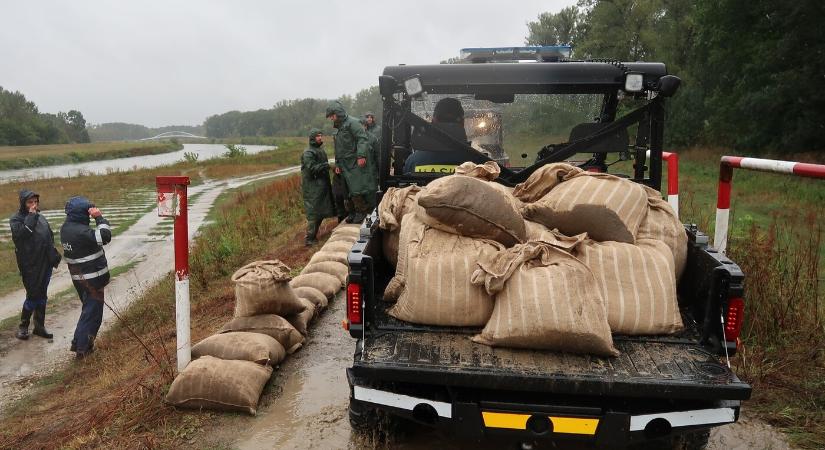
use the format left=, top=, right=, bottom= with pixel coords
left=724, top=297, right=745, bottom=341
left=347, top=282, right=363, bottom=325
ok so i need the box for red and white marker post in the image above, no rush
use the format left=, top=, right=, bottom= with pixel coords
left=646, top=150, right=680, bottom=218
left=156, top=176, right=191, bottom=372
left=715, top=156, right=825, bottom=254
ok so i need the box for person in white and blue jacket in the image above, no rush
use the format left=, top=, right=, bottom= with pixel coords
left=60, top=196, right=111, bottom=359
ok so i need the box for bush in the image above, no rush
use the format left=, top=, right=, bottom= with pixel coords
left=223, top=144, right=247, bottom=158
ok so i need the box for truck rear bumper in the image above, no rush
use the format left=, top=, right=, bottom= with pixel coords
left=349, top=371, right=740, bottom=447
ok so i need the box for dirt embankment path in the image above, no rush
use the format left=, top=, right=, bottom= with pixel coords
left=199, top=300, right=792, bottom=450
left=0, top=166, right=302, bottom=415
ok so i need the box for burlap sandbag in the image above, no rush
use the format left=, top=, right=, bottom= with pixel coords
left=292, top=286, right=329, bottom=309
left=327, top=232, right=358, bottom=244
left=454, top=161, right=501, bottom=181
left=231, top=260, right=304, bottom=317
left=416, top=175, right=526, bottom=246
left=191, top=332, right=286, bottom=365
left=309, top=251, right=348, bottom=266
left=290, top=272, right=341, bottom=298
left=637, top=186, right=688, bottom=281
left=522, top=172, right=648, bottom=243
left=286, top=297, right=316, bottom=336
left=577, top=239, right=683, bottom=335
left=513, top=163, right=583, bottom=203
left=220, top=315, right=304, bottom=354
left=301, top=261, right=348, bottom=286
left=165, top=356, right=272, bottom=415
left=378, top=185, right=423, bottom=265
left=383, top=211, right=419, bottom=302
left=388, top=213, right=498, bottom=326
left=332, top=223, right=361, bottom=238
left=471, top=241, right=618, bottom=356
left=321, top=240, right=353, bottom=255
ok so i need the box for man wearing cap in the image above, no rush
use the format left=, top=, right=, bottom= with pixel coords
left=10, top=190, right=61, bottom=340
left=301, top=129, right=336, bottom=246
left=61, top=197, right=112, bottom=359
left=325, top=101, right=376, bottom=223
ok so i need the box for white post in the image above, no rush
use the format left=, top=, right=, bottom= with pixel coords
left=175, top=277, right=191, bottom=371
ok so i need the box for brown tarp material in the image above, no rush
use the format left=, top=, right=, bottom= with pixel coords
left=471, top=240, right=618, bottom=356
left=454, top=161, right=501, bottom=181
left=220, top=315, right=304, bottom=354
left=417, top=175, right=526, bottom=246
left=378, top=185, right=423, bottom=266
left=301, top=261, right=348, bottom=286
left=512, top=163, right=583, bottom=203
left=637, top=185, right=688, bottom=280
left=286, top=297, right=317, bottom=336
left=309, top=251, right=348, bottom=266
left=231, top=260, right=304, bottom=317
left=291, top=286, right=329, bottom=309
left=522, top=171, right=648, bottom=243
left=165, top=356, right=273, bottom=415
left=321, top=240, right=353, bottom=255
left=577, top=238, right=684, bottom=335
left=388, top=213, right=498, bottom=326
left=290, top=272, right=341, bottom=298
left=191, top=331, right=286, bottom=366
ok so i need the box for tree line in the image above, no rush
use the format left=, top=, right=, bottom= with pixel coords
left=0, top=87, right=89, bottom=146
left=526, top=0, right=824, bottom=153
left=203, top=86, right=382, bottom=139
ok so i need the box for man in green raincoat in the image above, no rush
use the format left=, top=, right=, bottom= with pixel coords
left=364, top=112, right=381, bottom=143
left=326, top=101, right=376, bottom=223
left=301, top=129, right=336, bottom=246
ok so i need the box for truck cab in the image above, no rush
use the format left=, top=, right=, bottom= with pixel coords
left=344, top=49, right=750, bottom=449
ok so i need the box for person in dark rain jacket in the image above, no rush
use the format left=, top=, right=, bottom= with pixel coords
left=326, top=101, right=376, bottom=223
left=9, top=190, right=61, bottom=340
left=60, top=196, right=112, bottom=359
left=301, top=129, right=336, bottom=245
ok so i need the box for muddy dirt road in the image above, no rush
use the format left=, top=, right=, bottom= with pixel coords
left=197, top=293, right=791, bottom=450
left=0, top=166, right=301, bottom=414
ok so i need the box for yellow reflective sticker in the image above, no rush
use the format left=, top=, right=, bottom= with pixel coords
left=414, top=164, right=457, bottom=174
left=481, top=411, right=599, bottom=435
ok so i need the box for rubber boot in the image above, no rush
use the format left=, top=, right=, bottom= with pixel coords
left=16, top=307, right=32, bottom=340
left=32, top=305, right=53, bottom=339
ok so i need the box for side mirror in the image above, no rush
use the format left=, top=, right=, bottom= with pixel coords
left=657, top=75, right=681, bottom=97
left=378, top=75, right=397, bottom=97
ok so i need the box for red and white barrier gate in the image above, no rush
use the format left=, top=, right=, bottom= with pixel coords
left=156, top=176, right=191, bottom=371
left=715, top=156, right=825, bottom=253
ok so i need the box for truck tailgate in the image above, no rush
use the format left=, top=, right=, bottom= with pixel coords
left=354, top=330, right=751, bottom=401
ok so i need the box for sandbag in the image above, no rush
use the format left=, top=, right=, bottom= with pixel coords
left=220, top=315, right=304, bottom=354
left=471, top=241, right=618, bottom=356
left=309, top=251, right=348, bottom=266
left=383, top=211, right=419, bottom=302
left=378, top=185, right=423, bottom=265
left=331, top=223, right=361, bottom=238
left=577, top=239, right=683, bottom=335
left=388, top=213, right=498, bottom=326
left=165, top=356, right=272, bottom=415
left=321, top=240, right=353, bottom=255
left=416, top=175, right=526, bottom=246
left=522, top=172, right=648, bottom=243
left=326, top=232, right=358, bottom=244
left=291, top=286, right=329, bottom=309
left=513, top=163, right=583, bottom=203
left=231, top=260, right=304, bottom=317
left=290, top=272, right=341, bottom=298
left=637, top=186, right=688, bottom=280
left=454, top=161, right=501, bottom=181
left=191, top=332, right=286, bottom=366
left=301, top=261, right=348, bottom=286
left=286, top=297, right=316, bottom=336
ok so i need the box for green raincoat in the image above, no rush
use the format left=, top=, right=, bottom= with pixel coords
left=327, top=102, right=377, bottom=197
left=301, top=129, right=335, bottom=221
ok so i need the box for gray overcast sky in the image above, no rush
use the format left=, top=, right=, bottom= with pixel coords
left=1, top=0, right=574, bottom=127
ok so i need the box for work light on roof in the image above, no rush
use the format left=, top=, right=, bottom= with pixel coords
left=624, top=72, right=645, bottom=92
left=404, top=76, right=423, bottom=97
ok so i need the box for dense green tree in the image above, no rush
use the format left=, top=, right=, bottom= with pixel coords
left=0, top=86, right=88, bottom=146
left=525, top=6, right=582, bottom=46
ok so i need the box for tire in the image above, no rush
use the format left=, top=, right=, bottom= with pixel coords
left=348, top=398, right=380, bottom=432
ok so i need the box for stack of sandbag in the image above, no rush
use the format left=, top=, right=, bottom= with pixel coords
left=385, top=164, right=527, bottom=327
left=166, top=259, right=307, bottom=415
left=513, top=163, right=685, bottom=336
left=377, top=185, right=422, bottom=265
